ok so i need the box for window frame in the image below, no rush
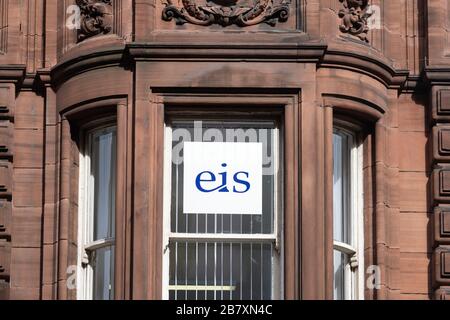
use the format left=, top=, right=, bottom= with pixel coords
left=332, top=123, right=365, bottom=300
left=77, top=119, right=118, bottom=300
left=162, top=117, right=284, bottom=300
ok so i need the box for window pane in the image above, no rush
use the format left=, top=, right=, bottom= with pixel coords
left=167, top=120, right=279, bottom=300
left=333, top=128, right=361, bottom=301
left=333, top=250, right=346, bottom=300
left=88, top=126, right=117, bottom=301
left=92, top=128, right=117, bottom=240
left=170, top=121, right=276, bottom=235
left=333, top=131, right=350, bottom=244
left=169, top=241, right=273, bottom=300
left=93, top=245, right=115, bottom=300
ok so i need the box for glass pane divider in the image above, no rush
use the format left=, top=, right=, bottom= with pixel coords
left=168, top=285, right=237, bottom=291
left=333, top=240, right=357, bottom=255
left=84, top=237, right=115, bottom=252
left=168, top=233, right=277, bottom=243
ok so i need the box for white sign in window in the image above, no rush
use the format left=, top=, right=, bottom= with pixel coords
left=183, top=142, right=263, bottom=215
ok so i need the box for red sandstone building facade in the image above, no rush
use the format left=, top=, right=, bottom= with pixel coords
left=0, top=0, right=449, bottom=300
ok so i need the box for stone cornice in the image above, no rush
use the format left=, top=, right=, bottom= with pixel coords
left=48, top=41, right=416, bottom=91
left=425, top=67, right=450, bottom=86
left=51, top=41, right=328, bottom=87
left=0, top=65, right=26, bottom=85
left=320, top=50, right=409, bottom=90
left=126, top=42, right=327, bottom=62
left=51, top=45, right=127, bottom=88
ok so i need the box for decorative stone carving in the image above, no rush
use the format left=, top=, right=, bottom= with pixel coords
left=338, top=0, right=372, bottom=42
left=76, top=0, right=113, bottom=42
left=162, top=0, right=290, bottom=27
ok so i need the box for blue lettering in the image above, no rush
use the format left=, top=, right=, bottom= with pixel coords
left=195, top=163, right=252, bottom=194
left=218, top=163, right=230, bottom=193
left=196, top=171, right=220, bottom=193
left=233, top=172, right=251, bottom=193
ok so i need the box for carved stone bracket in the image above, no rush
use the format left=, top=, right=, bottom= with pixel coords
left=338, top=0, right=372, bottom=42
left=76, top=0, right=113, bottom=42
left=162, top=0, right=290, bottom=27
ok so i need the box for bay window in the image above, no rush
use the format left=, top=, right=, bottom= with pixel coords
left=333, top=126, right=364, bottom=300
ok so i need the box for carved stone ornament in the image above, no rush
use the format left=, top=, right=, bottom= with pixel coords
left=76, top=0, right=113, bottom=42
left=162, top=0, right=290, bottom=27
left=338, top=0, right=373, bottom=42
